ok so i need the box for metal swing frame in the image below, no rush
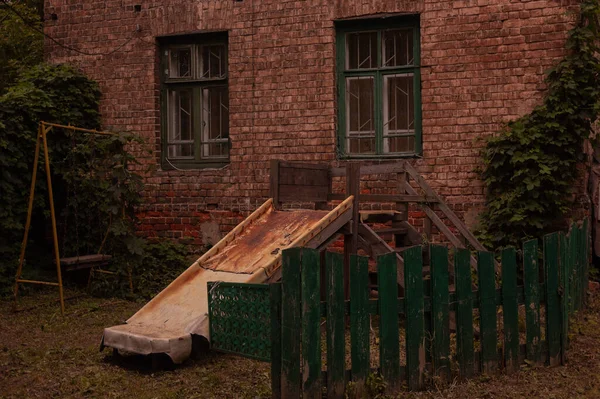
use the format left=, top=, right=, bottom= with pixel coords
left=14, top=121, right=116, bottom=315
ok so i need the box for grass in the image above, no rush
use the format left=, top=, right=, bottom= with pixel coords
left=2, top=288, right=600, bottom=398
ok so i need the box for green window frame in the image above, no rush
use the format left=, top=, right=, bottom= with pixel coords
left=159, top=33, right=229, bottom=170
left=336, top=16, right=422, bottom=158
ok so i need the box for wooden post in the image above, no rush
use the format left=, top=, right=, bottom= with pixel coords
left=344, top=163, right=360, bottom=298
left=14, top=125, right=42, bottom=302
left=270, top=159, right=280, bottom=210
left=42, top=127, right=65, bottom=316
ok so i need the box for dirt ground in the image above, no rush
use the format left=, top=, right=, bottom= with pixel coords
left=1, top=288, right=600, bottom=399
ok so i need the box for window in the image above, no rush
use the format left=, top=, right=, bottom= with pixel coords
left=160, top=33, right=229, bottom=169
left=336, top=17, right=421, bottom=158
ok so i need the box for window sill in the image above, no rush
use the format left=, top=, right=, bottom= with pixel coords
left=160, top=159, right=229, bottom=171
left=337, top=153, right=422, bottom=161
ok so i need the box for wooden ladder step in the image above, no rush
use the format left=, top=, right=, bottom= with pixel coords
left=373, top=227, right=408, bottom=235
left=359, top=210, right=402, bottom=223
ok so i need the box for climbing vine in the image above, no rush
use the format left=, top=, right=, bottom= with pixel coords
left=479, top=0, right=600, bottom=248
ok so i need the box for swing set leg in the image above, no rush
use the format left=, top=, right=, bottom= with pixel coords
left=14, top=124, right=65, bottom=316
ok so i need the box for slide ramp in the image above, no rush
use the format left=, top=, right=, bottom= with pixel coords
left=101, top=197, right=353, bottom=363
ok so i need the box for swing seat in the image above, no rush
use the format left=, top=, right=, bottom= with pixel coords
left=59, top=254, right=112, bottom=272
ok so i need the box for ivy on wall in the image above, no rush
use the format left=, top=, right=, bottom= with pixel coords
left=478, top=0, right=600, bottom=248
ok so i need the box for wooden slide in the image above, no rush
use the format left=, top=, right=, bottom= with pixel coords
left=101, top=197, right=353, bottom=363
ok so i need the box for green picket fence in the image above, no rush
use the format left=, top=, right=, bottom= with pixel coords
left=208, top=219, right=589, bottom=397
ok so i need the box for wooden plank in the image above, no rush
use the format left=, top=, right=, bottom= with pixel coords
left=544, top=232, right=561, bottom=367
left=404, top=163, right=487, bottom=252
left=350, top=254, right=370, bottom=397
left=358, top=223, right=405, bottom=288
left=502, top=247, right=519, bottom=373
left=270, top=160, right=280, bottom=208
left=357, top=194, right=438, bottom=203
left=345, top=163, right=360, bottom=299
left=270, top=283, right=282, bottom=399
left=281, top=248, right=302, bottom=399
left=279, top=161, right=330, bottom=170
left=404, top=246, right=425, bottom=391
left=559, top=232, right=569, bottom=364
left=378, top=252, right=401, bottom=393
left=279, top=167, right=330, bottom=187
left=574, top=223, right=583, bottom=311
left=301, top=248, right=321, bottom=398
left=523, top=239, right=541, bottom=365
left=330, top=161, right=406, bottom=177
left=583, top=218, right=590, bottom=308
left=455, top=248, right=475, bottom=379
left=568, top=224, right=577, bottom=313
left=327, top=252, right=346, bottom=398
left=279, top=184, right=329, bottom=203
left=430, top=245, right=450, bottom=380
left=305, top=208, right=352, bottom=250
left=478, top=250, right=498, bottom=374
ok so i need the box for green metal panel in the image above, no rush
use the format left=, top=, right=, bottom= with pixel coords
left=377, top=252, right=401, bottom=393
left=301, top=248, right=321, bottom=398
left=523, top=239, right=541, bottom=365
left=350, top=255, right=370, bottom=393
left=455, top=248, right=474, bottom=378
left=404, top=246, right=425, bottom=391
left=544, top=233, right=561, bottom=366
left=207, top=281, right=271, bottom=361
left=271, top=283, right=282, bottom=399
left=326, top=252, right=345, bottom=398
left=501, top=247, right=519, bottom=373
left=569, top=223, right=578, bottom=312
left=281, top=248, right=302, bottom=398
left=430, top=245, right=450, bottom=380
left=477, top=250, right=498, bottom=374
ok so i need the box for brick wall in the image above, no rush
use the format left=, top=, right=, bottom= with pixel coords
left=44, top=0, right=578, bottom=247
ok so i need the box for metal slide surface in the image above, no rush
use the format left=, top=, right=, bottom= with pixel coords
left=101, top=198, right=352, bottom=363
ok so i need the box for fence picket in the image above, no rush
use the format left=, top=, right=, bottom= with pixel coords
left=569, top=224, right=578, bottom=312
left=523, top=239, right=541, bottom=365
left=301, top=248, right=321, bottom=398
left=271, top=283, right=282, bottom=399
left=350, top=255, right=369, bottom=396
left=502, top=247, right=519, bottom=373
left=575, top=223, right=583, bottom=310
left=281, top=248, right=302, bottom=398
left=326, top=252, right=345, bottom=398
left=455, top=248, right=474, bottom=378
left=404, top=246, right=425, bottom=390
left=560, top=232, right=569, bottom=364
left=377, top=252, right=400, bottom=393
left=430, top=245, right=450, bottom=380
left=544, top=233, right=561, bottom=366
left=583, top=218, right=589, bottom=308
left=477, top=250, right=498, bottom=374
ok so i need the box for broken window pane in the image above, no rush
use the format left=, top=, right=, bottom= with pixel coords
left=202, top=86, right=229, bottom=158
left=346, top=76, right=375, bottom=154
left=167, top=88, right=195, bottom=158
left=201, top=45, right=227, bottom=79
left=383, top=73, right=414, bottom=153
left=168, top=47, right=192, bottom=79
left=382, top=29, right=414, bottom=67
left=346, top=32, right=377, bottom=69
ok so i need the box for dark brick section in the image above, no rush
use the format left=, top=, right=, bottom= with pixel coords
left=44, top=0, right=578, bottom=245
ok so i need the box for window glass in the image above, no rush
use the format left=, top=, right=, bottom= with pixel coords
left=346, top=32, right=377, bottom=69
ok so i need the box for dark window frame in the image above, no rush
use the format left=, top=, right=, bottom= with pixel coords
left=336, top=16, right=422, bottom=159
left=159, top=32, right=230, bottom=170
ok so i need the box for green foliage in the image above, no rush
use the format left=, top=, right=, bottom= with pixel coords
left=479, top=0, right=600, bottom=248
left=0, top=63, right=145, bottom=295
left=0, top=1, right=43, bottom=93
